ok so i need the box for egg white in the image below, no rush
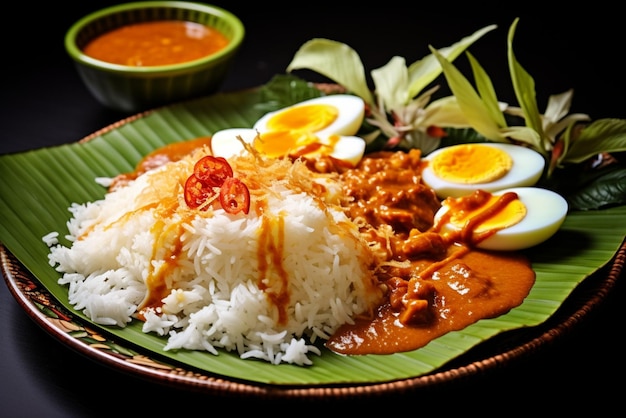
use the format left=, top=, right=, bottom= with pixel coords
left=252, top=94, right=365, bottom=137
left=211, top=127, right=258, bottom=159
left=435, top=187, right=568, bottom=251
left=422, top=143, right=546, bottom=198
left=322, top=135, right=366, bottom=166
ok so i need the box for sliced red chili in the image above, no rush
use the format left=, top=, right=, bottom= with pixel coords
left=184, top=175, right=215, bottom=210
left=219, top=177, right=250, bottom=215
left=193, top=155, right=233, bottom=187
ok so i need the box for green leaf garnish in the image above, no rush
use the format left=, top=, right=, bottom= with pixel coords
left=286, top=38, right=374, bottom=104
left=565, top=119, right=626, bottom=163
left=281, top=18, right=626, bottom=206
left=430, top=46, right=504, bottom=141
left=507, top=18, right=545, bottom=144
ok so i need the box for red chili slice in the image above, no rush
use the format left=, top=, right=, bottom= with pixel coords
left=219, top=177, right=250, bottom=214
left=184, top=174, right=215, bottom=210
left=193, top=155, right=233, bottom=187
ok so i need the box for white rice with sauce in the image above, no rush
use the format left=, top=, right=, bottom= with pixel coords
left=44, top=150, right=382, bottom=365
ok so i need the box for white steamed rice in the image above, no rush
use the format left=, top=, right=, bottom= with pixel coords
left=44, top=151, right=381, bottom=365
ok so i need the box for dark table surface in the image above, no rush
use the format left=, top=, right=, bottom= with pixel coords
left=1, top=2, right=625, bottom=415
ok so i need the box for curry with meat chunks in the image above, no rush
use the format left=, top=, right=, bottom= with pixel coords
left=310, top=150, right=535, bottom=355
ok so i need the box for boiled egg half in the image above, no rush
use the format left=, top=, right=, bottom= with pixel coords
left=421, top=143, right=546, bottom=199
left=433, top=187, right=568, bottom=251
left=211, top=94, right=367, bottom=166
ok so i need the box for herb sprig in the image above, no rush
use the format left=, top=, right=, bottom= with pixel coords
left=264, top=18, right=626, bottom=210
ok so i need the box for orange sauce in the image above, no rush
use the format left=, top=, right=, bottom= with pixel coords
left=326, top=149, right=536, bottom=355
left=257, top=215, right=291, bottom=325
left=138, top=200, right=187, bottom=316
left=326, top=249, right=535, bottom=354
left=83, top=20, right=229, bottom=66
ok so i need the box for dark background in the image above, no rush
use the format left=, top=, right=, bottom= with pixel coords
left=3, top=3, right=626, bottom=154
left=1, top=1, right=624, bottom=415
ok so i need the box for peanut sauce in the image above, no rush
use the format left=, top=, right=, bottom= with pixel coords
left=326, top=249, right=534, bottom=354
left=114, top=139, right=536, bottom=355
left=435, top=189, right=520, bottom=245
left=460, top=192, right=518, bottom=243
left=83, top=21, right=229, bottom=67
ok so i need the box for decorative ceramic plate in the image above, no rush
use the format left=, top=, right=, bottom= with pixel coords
left=1, top=88, right=625, bottom=399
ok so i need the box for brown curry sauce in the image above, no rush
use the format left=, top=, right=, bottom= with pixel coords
left=320, top=149, right=535, bottom=355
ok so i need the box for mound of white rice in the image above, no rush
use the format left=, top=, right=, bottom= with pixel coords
left=44, top=150, right=382, bottom=365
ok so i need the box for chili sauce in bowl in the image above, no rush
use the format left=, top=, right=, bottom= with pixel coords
left=65, top=1, right=245, bottom=113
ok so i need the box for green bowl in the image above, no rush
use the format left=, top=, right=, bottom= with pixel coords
left=65, top=1, right=245, bottom=113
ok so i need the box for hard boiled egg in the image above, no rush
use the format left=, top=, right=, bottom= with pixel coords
left=421, top=143, right=545, bottom=198
left=252, top=94, right=364, bottom=138
left=211, top=127, right=259, bottom=158
left=210, top=95, right=366, bottom=166
left=433, top=187, right=568, bottom=251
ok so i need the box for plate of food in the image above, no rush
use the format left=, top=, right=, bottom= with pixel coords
left=2, top=21, right=625, bottom=398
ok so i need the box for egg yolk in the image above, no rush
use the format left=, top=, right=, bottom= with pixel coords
left=264, top=104, right=338, bottom=132
left=437, top=190, right=527, bottom=244
left=253, top=104, right=341, bottom=158
left=429, top=144, right=513, bottom=184
left=253, top=130, right=318, bottom=158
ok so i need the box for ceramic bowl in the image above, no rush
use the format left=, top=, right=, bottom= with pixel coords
left=65, top=1, right=245, bottom=113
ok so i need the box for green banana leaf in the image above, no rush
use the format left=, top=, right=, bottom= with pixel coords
left=1, top=88, right=625, bottom=386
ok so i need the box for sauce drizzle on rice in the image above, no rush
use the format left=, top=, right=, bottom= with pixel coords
left=139, top=213, right=188, bottom=317
left=47, top=146, right=383, bottom=365
left=257, top=215, right=290, bottom=325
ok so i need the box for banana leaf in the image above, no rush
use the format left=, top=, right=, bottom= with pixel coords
left=1, top=88, right=625, bottom=386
